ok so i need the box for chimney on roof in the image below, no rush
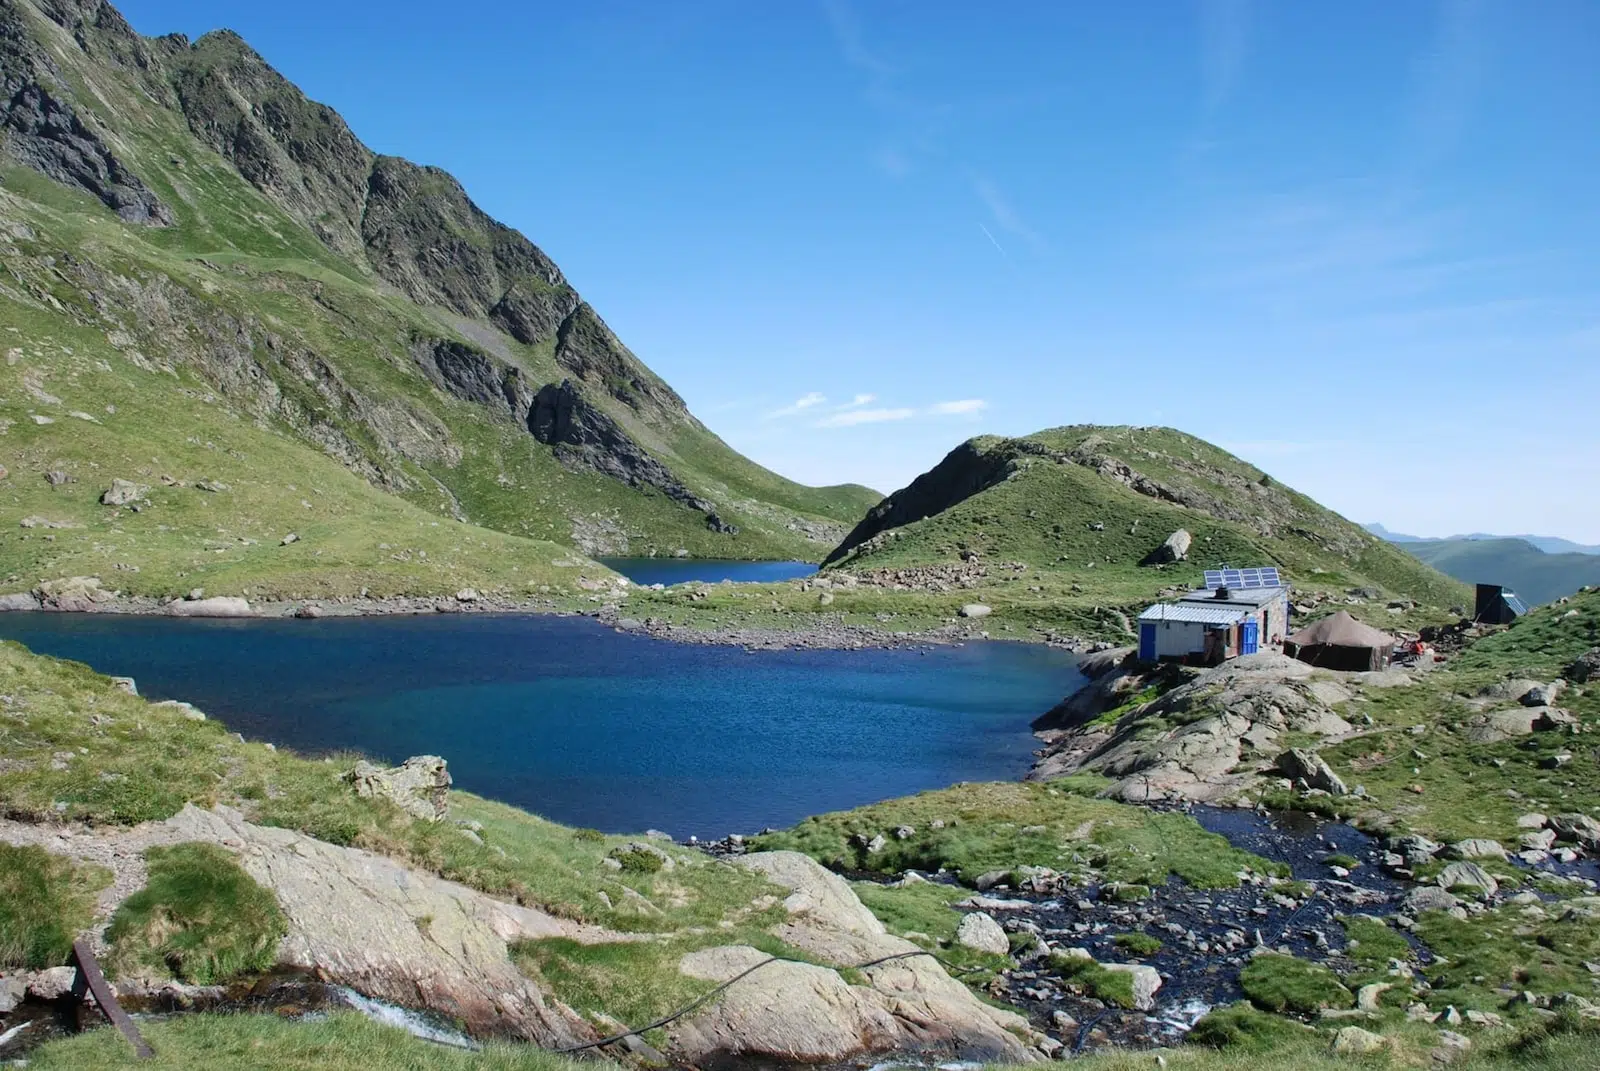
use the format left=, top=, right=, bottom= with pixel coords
left=1215, top=586, right=1231, bottom=600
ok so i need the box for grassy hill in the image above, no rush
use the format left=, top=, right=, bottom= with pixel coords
left=822, top=425, right=1467, bottom=611
left=0, top=0, right=877, bottom=603
left=1399, top=539, right=1600, bottom=607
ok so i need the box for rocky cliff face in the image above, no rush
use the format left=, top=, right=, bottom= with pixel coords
left=0, top=0, right=876, bottom=560
left=0, top=0, right=171, bottom=224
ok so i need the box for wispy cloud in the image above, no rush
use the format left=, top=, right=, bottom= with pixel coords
left=1199, top=0, right=1250, bottom=118
left=836, top=393, right=877, bottom=409
left=929, top=399, right=988, bottom=415
left=1394, top=0, right=1490, bottom=200
left=816, top=407, right=918, bottom=428
left=766, top=392, right=828, bottom=418
left=813, top=398, right=989, bottom=428
left=974, top=176, right=1043, bottom=251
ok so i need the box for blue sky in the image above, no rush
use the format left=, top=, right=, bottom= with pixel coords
left=119, top=1, right=1600, bottom=541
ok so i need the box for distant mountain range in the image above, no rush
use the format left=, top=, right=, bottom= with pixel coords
left=1365, top=524, right=1600, bottom=556
left=1365, top=525, right=1600, bottom=607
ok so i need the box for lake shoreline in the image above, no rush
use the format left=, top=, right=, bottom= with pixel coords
left=0, top=589, right=1101, bottom=654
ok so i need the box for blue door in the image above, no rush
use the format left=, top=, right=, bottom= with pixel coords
left=1240, top=619, right=1260, bottom=655
left=1139, top=622, right=1157, bottom=661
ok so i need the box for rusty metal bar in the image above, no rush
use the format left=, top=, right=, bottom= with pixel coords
left=69, top=939, right=154, bottom=1060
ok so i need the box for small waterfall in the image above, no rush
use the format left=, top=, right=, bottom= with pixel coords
left=331, top=987, right=481, bottom=1051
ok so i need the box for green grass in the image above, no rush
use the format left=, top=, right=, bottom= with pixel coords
left=1113, top=931, right=1163, bottom=957
left=106, top=842, right=288, bottom=984
left=1238, top=953, right=1354, bottom=1015
left=1185, top=1002, right=1313, bottom=1053
left=1273, top=588, right=1600, bottom=848
left=751, top=781, right=1286, bottom=890
left=26, top=1011, right=590, bottom=1071
left=1416, top=901, right=1600, bottom=1012
left=1049, top=952, right=1138, bottom=1008
left=0, top=843, right=111, bottom=969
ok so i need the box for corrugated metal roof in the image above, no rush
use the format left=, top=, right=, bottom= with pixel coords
left=1139, top=602, right=1248, bottom=625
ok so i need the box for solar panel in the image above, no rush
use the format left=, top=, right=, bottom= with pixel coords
left=1203, top=566, right=1282, bottom=590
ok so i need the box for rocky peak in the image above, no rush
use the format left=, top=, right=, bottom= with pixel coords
left=0, top=0, right=172, bottom=224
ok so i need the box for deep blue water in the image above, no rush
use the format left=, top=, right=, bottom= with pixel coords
left=598, top=558, right=819, bottom=586
left=0, top=614, right=1080, bottom=838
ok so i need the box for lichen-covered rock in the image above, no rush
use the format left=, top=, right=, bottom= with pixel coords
left=1276, top=747, right=1348, bottom=795
left=1437, top=862, right=1497, bottom=896
left=1331, top=1026, right=1388, bottom=1054
left=955, top=911, right=1009, bottom=955
left=99, top=479, right=148, bottom=506
left=1102, top=962, right=1162, bottom=1011
left=166, top=596, right=253, bottom=618
left=342, top=755, right=452, bottom=822
left=35, top=576, right=113, bottom=611
left=161, top=804, right=598, bottom=1044
left=671, top=851, right=1042, bottom=1064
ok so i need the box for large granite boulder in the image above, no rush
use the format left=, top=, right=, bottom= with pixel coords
left=343, top=756, right=452, bottom=822
left=669, top=851, right=1042, bottom=1064
left=166, top=596, right=253, bottom=618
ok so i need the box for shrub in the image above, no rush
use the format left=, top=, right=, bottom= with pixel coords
left=612, top=847, right=664, bottom=875
left=107, top=842, right=287, bottom=984
left=572, top=828, right=605, bottom=844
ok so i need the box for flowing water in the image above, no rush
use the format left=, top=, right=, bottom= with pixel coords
left=0, top=612, right=1081, bottom=838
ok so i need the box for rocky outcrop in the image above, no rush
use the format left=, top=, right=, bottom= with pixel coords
left=1275, top=747, right=1348, bottom=795
left=669, top=851, right=1041, bottom=1064
left=162, top=805, right=601, bottom=1044
left=1032, top=648, right=1143, bottom=731
left=529, top=380, right=732, bottom=532
left=1030, top=654, right=1355, bottom=803
left=1565, top=648, right=1600, bottom=684
left=824, top=439, right=1017, bottom=566
left=165, top=595, right=253, bottom=618
left=342, top=756, right=451, bottom=821
left=0, top=1, right=172, bottom=224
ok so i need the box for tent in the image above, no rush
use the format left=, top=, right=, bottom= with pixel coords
left=1284, top=610, right=1396, bottom=672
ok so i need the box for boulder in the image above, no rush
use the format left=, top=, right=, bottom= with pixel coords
left=1437, top=862, right=1497, bottom=896
left=678, top=851, right=1041, bottom=1064
left=166, top=596, right=253, bottom=618
left=1102, top=963, right=1162, bottom=1011
left=1331, top=1026, right=1388, bottom=1055
left=1564, top=648, right=1600, bottom=684
left=36, top=576, right=113, bottom=611
left=1464, top=708, right=1545, bottom=743
left=342, top=756, right=452, bottom=822
left=1521, top=681, right=1566, bottom=707
left=959, top=603, right=992, bottom=619
left=1516, top=813, right=1549, bottom=829
left=1390, top=834, right=1443, bottom=867
left=1520, top=829, right=1558, bottom=852
left=25, top=966, right=78, bottom=1000
left=0, top=591, right=40, bottom=612
left=1550, top=813, right=1600, bottom=848
left=1446, top=839, right=1507, bottom=862
left=1276, top=747, right=1348, bottom=795
left=955, top=912, right=1010, bottom=955
left=1149, top=529, right=1192, bottom=564
left=1403, top=886, right=1464, bottom=917
left=99, top=479, right=147, bottom=506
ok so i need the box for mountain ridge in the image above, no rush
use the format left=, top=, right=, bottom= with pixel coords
left=0, top=0, right=879, bottom=595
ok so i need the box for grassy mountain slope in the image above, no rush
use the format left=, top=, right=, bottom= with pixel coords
left=1400, top=538, right=1600, bottom=607
left=824, top=425, right=1466, bottom=609
left=0, top=0, right=877, bottom=595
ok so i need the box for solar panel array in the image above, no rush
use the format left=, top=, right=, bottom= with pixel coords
left=1203, top=567, right=1282, bottom=590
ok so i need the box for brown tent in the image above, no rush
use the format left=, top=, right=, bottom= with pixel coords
left=1285, top=610, right=1396, bottom=672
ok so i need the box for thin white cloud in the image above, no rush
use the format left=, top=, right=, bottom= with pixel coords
left=1200, top=0, right=1251, bottom=118
left=836, top=393, right=877, bottom=409
left=766, top=392, right=827, bottom=419
left=928, top=399, right=988, bottom=416
left=816, top=407, right=917, bottom=428
left=973, top=176, right=1043, bottom=251
left=978, top=223, right=1008, bottom=259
